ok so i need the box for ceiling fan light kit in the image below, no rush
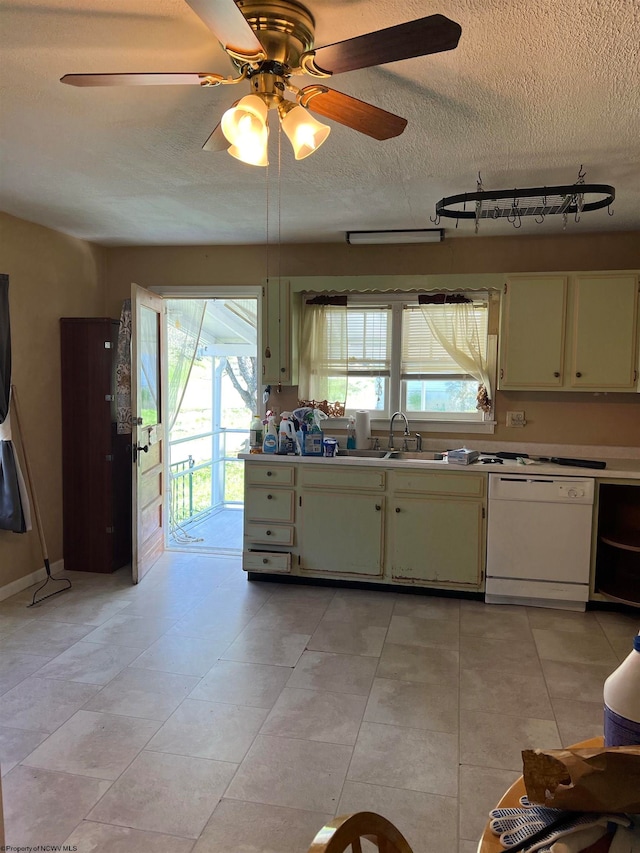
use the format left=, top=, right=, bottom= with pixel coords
left=346, top=229, right=444, bottom=245
left=221, top=93, right=270, bottom=164
left=60, top=0, right=462, bottom=165
left=277, top=101, right=330, bottom=160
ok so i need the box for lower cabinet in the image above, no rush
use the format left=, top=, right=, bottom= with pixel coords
left=389, top=496, right=484, bottom=587
left=243, top=460, right=487, bottom=591
left=299, top=490, right=384, bottom=577
left=243, top=462, right=296, bottom=574
left=388, top=469, right=486, bottom=589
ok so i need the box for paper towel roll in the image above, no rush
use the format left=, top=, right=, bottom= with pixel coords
left=355, top=410, right=371, bottom=450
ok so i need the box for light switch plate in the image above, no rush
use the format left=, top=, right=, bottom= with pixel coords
left=506, top=411, right=526, bottom=427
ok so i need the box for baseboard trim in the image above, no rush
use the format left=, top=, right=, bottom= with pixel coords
left=0, top=559, right=65, bottom=603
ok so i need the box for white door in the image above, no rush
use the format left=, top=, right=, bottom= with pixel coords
left=131, top=284, right=165, bottom=583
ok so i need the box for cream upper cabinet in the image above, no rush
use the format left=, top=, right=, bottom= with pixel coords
left=498, top=275, right=567, bottom=389
left=570, top=274, right=639, bottom=390
left=261, top=279, right=298, bottom=386
left=499, top=272, right=639, bottom=392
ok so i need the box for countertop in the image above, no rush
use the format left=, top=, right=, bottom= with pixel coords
left=239, top=453, right=640, bottom=480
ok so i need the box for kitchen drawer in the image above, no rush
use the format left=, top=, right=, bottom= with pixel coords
left=301, top=465, right=385, bottom=491
left=246, top=464, right=295, bottom=486
left=245, top=487, right=295, bottom=523
left=245, top=523, right=294, bottom=546
left=243, top=550, right=291, bottom=574
left=391, top=470, right=486, bottom=497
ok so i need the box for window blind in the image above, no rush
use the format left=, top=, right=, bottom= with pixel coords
left=325, top=307, right=391, bottom=375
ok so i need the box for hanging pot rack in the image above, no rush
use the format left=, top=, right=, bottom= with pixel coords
left=432, top=167, right=615, bottom=233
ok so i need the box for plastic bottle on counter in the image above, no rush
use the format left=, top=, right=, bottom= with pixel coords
left=346, top=416, right=356, bottom=449
left=262, top=415, right=278, bottom=454
left=249, top=414, right=263, bottom=453
left=278, top=412, right=298, bottom=455
left=603, top=632, right=640, bottom=746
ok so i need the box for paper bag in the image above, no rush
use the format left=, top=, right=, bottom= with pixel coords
left=522, top=745, right=640, bottom=813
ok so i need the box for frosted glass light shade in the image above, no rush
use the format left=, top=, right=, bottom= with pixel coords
left=228, top=135, right=269, bottom=167
left=221, top=94, right=269, bottom=166
left=280, top=104, right=330, bottom=160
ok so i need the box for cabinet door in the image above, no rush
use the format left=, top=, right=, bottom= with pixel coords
left=261, top=279, right=298, bottom=385
left=299, top=489, right=384, bottom=577
left=389, top=496, right=484, bottom=587
left=570, top=274, right=639, bottom=390
left=499, top=276, right=567, bottom=388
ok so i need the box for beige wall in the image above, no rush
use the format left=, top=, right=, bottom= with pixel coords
left=0, top=214, right=106, bottom=589
left=106, top=231, right=640, bottom=450
left=1, top=218, right=638, bottom=593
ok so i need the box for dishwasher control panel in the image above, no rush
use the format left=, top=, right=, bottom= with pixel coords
left=557, top=483, right=588, bottom=500
left=488, top=474, right=595, bottom=504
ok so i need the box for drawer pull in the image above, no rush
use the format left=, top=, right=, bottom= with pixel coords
left=375, top=504, right=381, bottom=511
left=395, top=507, right=401, bottom=513
left=263, top=557, right=269, bottom=564
left=267, top=494, right=273, bottom=500
left=267, top=471, right=273, bottom=477
left=553, top=371, right=560, bottom=378
left=266, top=529, right=272, bottom=536
left=576, top=371, right=582, bottom=378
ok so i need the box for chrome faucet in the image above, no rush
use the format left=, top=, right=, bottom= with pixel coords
left=388, top=411, right=410, bottom=449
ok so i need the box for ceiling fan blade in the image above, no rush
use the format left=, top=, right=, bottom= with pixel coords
left=308, top=14, right=462, bottom=75
left=202, top=121, right=230, bottom=151
left=299, top=87, right=407, bottom=141
left=61, top=73, right=224, bottom=87
left=185, top=0, right=264, bottom=58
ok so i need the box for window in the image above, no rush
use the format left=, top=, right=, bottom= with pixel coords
left=300, top=293, right=493, bottom=424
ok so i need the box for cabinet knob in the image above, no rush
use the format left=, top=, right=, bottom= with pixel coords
left=553, top=372, right=560, bottom=378
left=576, top=372, right=582, bottom=378
left=266, top=530, right=272, bottom=536
left=395, top=507, right=401, bottom=513
left=262, top=558, right=269, bottom=564
left=266, top=471, right=273, bottom=476
left=375, top=504, right=381, bottom=511
left=280, top=367, right=286, bottom=373
left=267, top=494, right=273, bottom=500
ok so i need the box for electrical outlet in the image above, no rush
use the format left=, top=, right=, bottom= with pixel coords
left=506, top=411, right=526, bottom=427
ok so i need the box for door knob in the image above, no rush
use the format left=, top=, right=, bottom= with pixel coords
left=136, top=444, right=149, bottom=454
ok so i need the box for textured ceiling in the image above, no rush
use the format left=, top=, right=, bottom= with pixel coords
left=1, top=0, right=639, bottom=246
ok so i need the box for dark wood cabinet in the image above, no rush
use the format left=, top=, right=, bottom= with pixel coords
left=60, top=318, right=132, bottom=573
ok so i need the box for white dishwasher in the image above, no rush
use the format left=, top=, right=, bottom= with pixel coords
left=485, top=473, right=595, bottom=611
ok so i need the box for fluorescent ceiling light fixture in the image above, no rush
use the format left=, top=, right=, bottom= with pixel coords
left=346, top=229, right=444, bottom=245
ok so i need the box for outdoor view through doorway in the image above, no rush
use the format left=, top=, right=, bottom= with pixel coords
left=165, top=297, right=258, bottom=554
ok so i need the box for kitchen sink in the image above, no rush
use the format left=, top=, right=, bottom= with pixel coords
left=335, top=449, right=445, bottom=461
left=389, top=451, right=446, bottom=461
left=336, top=449, right=397, bottom=459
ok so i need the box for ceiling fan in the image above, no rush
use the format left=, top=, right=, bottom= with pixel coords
left=61, top=0, right=462, bottom=166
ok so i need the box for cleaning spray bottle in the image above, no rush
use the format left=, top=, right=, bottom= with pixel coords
left=347, top=416, right=356, bottom=449
left=262, top=414, right=278, bottom=454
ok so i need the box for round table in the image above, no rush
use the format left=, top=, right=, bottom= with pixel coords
left=476, top=738, right=613, bottom=853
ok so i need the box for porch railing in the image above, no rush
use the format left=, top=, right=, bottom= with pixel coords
left=169, top=427, right=247, bottom=527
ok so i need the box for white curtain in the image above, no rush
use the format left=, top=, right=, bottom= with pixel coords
left=419, top=301, right=492, bottom=412
left=167, top=300, right=208, bottom=431
left=298, top=301, right=349, bottom=405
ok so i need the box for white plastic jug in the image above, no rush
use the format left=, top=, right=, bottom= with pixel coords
left=278, top=416, right=297, bottom=455
left=604, top=632, right=640, bottom=746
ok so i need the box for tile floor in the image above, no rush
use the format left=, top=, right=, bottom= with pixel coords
left=0, top=552, right=638, bottom=852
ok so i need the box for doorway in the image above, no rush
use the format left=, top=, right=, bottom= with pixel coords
left=163, top=294, right=259, bottom=554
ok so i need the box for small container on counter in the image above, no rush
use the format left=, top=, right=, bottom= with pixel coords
left=322, top=437, right=338, bottom=457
